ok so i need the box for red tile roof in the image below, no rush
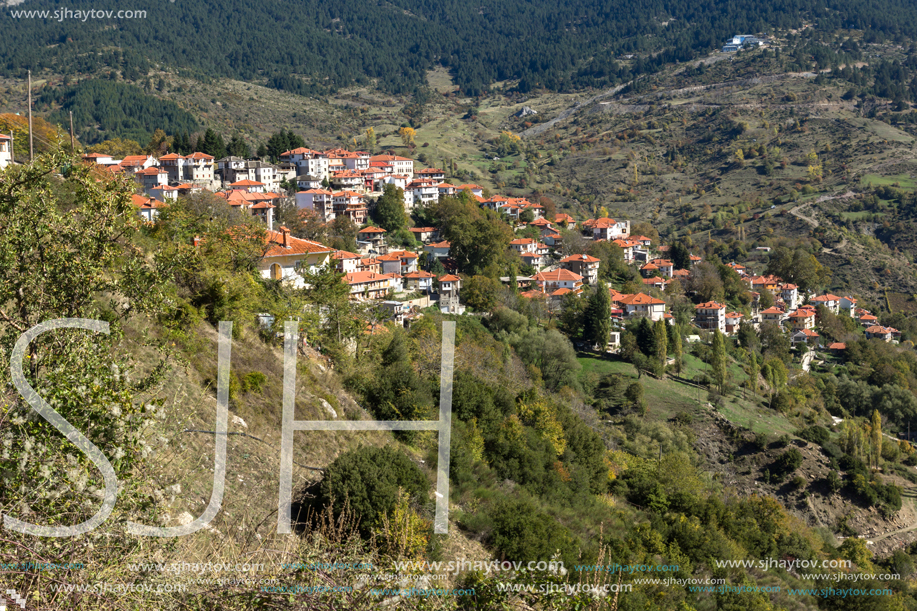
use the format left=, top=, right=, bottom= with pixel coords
left=344, top=271, right=391, bottom=284
left=618, top=293, right=666, bottom=306
left=533, top=269, right=583, bottom=283
left=559, top=254, right=600, bottom=264
left=263, top=230, right=334, bottom=258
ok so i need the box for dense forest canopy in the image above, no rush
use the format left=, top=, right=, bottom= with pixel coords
left=5, top=0, right=917, bottom=94
left=35, top=80, right=199, bottom=145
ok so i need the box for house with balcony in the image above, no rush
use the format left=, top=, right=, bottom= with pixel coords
left=811, top=293, right=842, bottom=314
left=403, top=270, right=436, bottom=292
left=582, top=217, right=630, bottom=241
left=415, top=168, right=445, bottom=181
left=332, top=250, right=362, bottom=274
left=344, top=271, right=392, bottom=300
left=559, top=254, right=600, bottom=286
left=615, top=293, right=667, bottom=321
left=533, top=269, right=584, bottom=294
left=509, top=238, right=538, bottom=255
left=694, top=301, right=726, bottom=333
left=760, top=306, right=786, bottom=325
left=788, top=308, right=816, bottom=330
left=332, top=191, right=368, bottom=224
left=866, top=325, right=900, bottom=342
left=357, top=226, right=387, bottom=251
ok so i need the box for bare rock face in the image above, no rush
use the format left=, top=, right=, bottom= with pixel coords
left=516, top=106, right=538, bottom=118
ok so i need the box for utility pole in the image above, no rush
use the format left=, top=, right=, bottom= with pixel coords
left=27, top=70, right=34, bottom=162
left=69, top=111, right=75, bottom=154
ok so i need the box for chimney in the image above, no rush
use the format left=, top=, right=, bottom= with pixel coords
left=280, top=226, right=291, bottom=249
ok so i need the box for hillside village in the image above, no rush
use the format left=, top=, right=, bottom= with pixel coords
left=70, top=142, right=901, bottom=366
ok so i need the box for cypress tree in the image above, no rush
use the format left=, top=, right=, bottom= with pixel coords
left=671, top=324, right=683, bottom=375
left=583, top=282, right=611, bottom=351
left=654, top=319, right=668, bottom=373
left=710, top=329, right=728, bottom=394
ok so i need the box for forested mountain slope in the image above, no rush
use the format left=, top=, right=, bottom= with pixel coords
left=5, top=0, right=917, bottom=94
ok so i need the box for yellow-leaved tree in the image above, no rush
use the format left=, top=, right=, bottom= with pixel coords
left=518, top=397, right=567, bottom=456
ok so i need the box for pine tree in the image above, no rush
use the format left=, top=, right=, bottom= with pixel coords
left=710, top=329, right=728, bottom=394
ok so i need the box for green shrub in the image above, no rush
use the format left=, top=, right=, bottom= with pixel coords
left=318, top=445, right=429, bottom=537
left=241, top=371, right=267, bottom=393
left=774, top=448, right=803, bottom=474
left=827, top=470, right=842, bottom=493
left=488, top=496, right=578, bottom=565
left=796, top=425, right=830, bottom=446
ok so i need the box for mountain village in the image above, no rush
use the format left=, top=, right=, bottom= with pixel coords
left=72, top=143, right=895, bottom=358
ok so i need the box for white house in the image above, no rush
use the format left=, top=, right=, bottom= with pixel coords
left=614, top=293, right=667, bottom=321
left=694, top=301, right=726, bottom=333
left=259, top=227, right=334, bottom=288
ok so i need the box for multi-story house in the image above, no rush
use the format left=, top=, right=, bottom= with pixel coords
left=760, top=306, right=785, bottom=324
left=615, top=293, right=667, bottom=321
left=811, top=293, right=842, bottom=314
left=533, top=269, right=584, bottom=294
left=725, top=312, right=744, bottom=334
left=344, top=271, right=392, bottom=300
left=839, top=296, right=858, bottom=316
left=281, top=148, right=329, bottom=180
left=136, top=166, right=169, bottom=190
left=332, top=250, right=362, bottom=274
left=332, top=191, right=368, bottom=224
left=583, top=217, right=630, bottom=241
left=403, top=270, right=436, bottom=292
left=295, top=189, right=335, bottom=221
left=559, top=254, right=600, bottom=286
left=694, top=301, right=726, bottom=333
left=370, top=154, right=413, bottom=176
left=781, top=284, right=799, bottom=310
left=509, top=238, right=538, bottom=254
left=788, top=308, right=816, bottom=330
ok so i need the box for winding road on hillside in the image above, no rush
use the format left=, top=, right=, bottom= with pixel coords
left=789, top=201, right=819, bottom=229
left=788, top=200, right=849, bottom=254
left=520, top=83, right=629, bottom=138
